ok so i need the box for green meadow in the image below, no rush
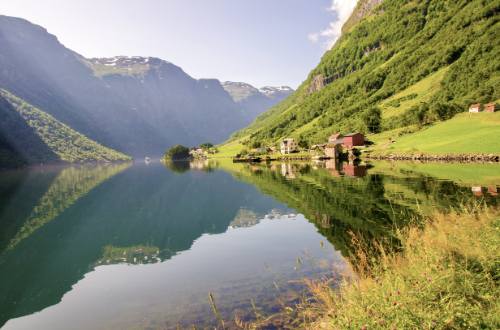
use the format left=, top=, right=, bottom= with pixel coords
left=370, top=112, right=500, bottom=155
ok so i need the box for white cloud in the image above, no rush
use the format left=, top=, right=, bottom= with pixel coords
left=309, top=0, right=358, bottom=49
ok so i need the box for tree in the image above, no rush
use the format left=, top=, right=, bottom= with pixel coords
left=199, top=142, right=214, bottom=150
left=362, top=107, right=382, bottom=133
left=164, top=145, right=190, bottom=160
left=297, top=136, right=310, bottom=149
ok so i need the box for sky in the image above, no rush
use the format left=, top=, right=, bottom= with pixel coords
left=0, top=0, right=357, bottom=88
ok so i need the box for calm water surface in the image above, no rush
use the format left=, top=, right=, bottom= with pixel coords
left=0, top=160, right=498, bottom=329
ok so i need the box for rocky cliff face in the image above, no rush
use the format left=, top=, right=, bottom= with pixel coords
left=342, top=0, right=384, bottom=34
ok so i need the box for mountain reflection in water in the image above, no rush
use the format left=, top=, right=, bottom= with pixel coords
left=0, top=160, right=497, bottom=329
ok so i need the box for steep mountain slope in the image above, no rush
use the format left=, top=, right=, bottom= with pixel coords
left=0, top=16, right=267, bottom=157
left=231, top=0, right=499, bottom=147
left=0, top=94, right=58, bottom=168
left=222, top=82, right=294, bottom=121
left=0, top=90, right=130, bottom=168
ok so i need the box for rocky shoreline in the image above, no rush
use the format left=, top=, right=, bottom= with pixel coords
left=365, top=153, right=500, bottom=162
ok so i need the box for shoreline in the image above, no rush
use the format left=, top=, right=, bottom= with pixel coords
left=228, top=152, right=500, bottom=164
left=364, top=152, right=499, bottom=162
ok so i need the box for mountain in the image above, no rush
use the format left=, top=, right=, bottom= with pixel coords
left=0, top=90, right=130, bottom=168
left=0, top=16, right=281, bottom=158
left=230, top=0, right=499, bottom=148
left=222, top=82, right=294, bottom=121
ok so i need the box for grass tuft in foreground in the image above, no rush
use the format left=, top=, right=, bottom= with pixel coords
left=291, top=206, right=500, bottom=329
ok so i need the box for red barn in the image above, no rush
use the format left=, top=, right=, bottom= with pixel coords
left=343, top=133, right=365, bottom=148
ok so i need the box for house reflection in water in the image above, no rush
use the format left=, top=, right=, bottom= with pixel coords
left=343, top=163, right=367, bottom=177
left=281, top=163, right=296, bottom=179
left=325, top=160, right=367, bottom=178
left=325, top=159, right=341, bottom=177
left=319, top=214, right=332, bottom=229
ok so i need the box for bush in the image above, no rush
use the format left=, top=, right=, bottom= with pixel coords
left=362, top=106, right=382, bottom=133
left=164, top=145, right=190, bottom=160
left=199, top=142, right=214, bottom=150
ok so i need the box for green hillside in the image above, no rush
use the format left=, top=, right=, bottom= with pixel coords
left=0, top=90, right=131, bottom=166
left=369, top=112, right=500, bottom=155
left=229, top=0, right=499, bottom=150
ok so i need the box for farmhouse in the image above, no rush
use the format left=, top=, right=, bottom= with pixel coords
left=280, top=138, right=297, bottom=154
left=485, top=102, right=497, bottom=113
left=469, top=103, right=482, bottom=113
left=342, top=133, right=365, bottom=148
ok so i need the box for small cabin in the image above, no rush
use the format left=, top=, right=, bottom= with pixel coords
left=280, top=138, right=297, bottom=155
left=343, top=133, right=365, bottom=148
left=485, top=102, right=498, bottom=113
left=469, top=103, right=482, bottom=113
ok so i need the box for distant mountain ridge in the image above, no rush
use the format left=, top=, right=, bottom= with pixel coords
left=222, top=81, right=294, bottom=122
left=0, top=15, right=290, bottom=163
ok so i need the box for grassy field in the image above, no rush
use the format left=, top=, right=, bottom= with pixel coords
left=211, top=140, right=246, bottom=158
left=381, top=67, right=449, bottom=119
left=270, top=208, right=500, bottom=329
left=370, top=112, right=500, bottom=155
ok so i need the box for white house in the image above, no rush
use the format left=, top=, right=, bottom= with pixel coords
left=280, top=138, right=297, bottom=154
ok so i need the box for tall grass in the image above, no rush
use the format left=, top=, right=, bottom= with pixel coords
left=290, top=206, right=500, bottom=329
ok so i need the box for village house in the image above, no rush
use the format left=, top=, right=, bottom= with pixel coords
left=342, top=133, right=365, bottom=148
left=469, top=103, right=482, bottom=113
left=189, top=148, right=205, bottom=157
left=280, top=138, right=297, bottom=154
left=484, top=102, right=498, bottom=113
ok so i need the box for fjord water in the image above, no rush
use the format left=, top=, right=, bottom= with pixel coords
left=0, top=161, right=498, bottom=329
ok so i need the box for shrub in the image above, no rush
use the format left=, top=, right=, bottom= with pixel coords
left=164, top=145, right=190, bottom=160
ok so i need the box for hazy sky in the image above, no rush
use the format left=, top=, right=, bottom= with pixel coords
left=0, top=0, right=357, bottom=88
